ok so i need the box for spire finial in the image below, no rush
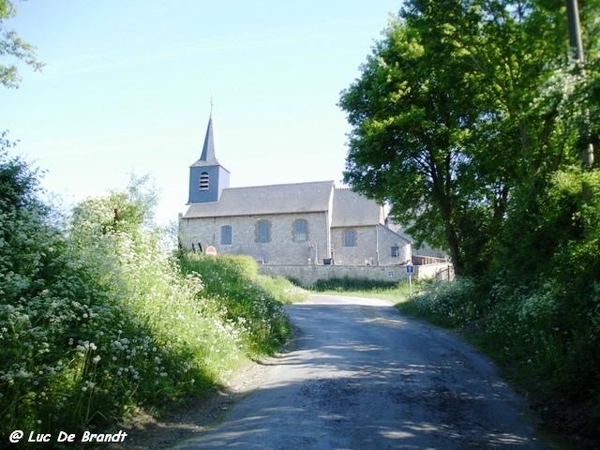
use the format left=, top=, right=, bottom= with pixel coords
left=210, top=96, right=214, bottom=118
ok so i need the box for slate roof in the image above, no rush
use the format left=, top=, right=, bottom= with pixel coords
left=331, top=188, right=385, bottom=227
left=190, top=117, right=221, bottom=167
left=182, top=180, right=335, bottom=218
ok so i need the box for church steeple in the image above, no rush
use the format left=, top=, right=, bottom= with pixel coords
left=188, top=114, right=230, bottom=204
left=199, top=115, right=219, bottom=165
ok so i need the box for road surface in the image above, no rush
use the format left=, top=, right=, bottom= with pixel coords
left=173, top=294, right=548, bottom=449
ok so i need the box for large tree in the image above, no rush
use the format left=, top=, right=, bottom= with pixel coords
left=339, top=0, right=569, bottom=275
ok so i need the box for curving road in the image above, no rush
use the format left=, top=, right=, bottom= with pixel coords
left=173, top=294, right=548, bottom=449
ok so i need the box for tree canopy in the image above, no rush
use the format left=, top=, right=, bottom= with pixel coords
left=339, top=0, right=598, bottom=275
left=344, top=3, right=600, bottom=435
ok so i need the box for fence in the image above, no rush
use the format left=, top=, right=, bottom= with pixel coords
left=434, top=265, right=455, bottom=282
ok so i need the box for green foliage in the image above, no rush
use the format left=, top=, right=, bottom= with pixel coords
left=494, top=167, right=600, bottom=390
left=0, top=132, right=42, bottom=210
left=482, top=279, right=600, bottom=441
left=0, top=0, right=44, bottom=88
left=397, top=278, right=481, bottom=328
left=311, top=276, right=398, bottom=292
left=0, top=148, right=293, bottom=441
left=342, top=2, right=600, bottom=438
left=178, top=254, right=291, bottom=355
left=339, top=0, right=569, bottom=276
left=401, top=168, right=600, bottom=438
left=1, top=179, right=230, bottom=435
left=255, top=274, right=308, bottom=305
left=308, top=278, right=415, bottom=304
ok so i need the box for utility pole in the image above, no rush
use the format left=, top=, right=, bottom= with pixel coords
left=566, top=0, right=584, bottom=61
left=565, top=0, right=595, bottom=166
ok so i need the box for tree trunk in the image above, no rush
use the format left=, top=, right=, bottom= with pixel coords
left=430, top=151, right=465, bottom=276
left=443, top=212, right=464, bottom=276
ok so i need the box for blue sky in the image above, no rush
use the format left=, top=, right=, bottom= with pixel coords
left=2, top=1, right=401, bottom=225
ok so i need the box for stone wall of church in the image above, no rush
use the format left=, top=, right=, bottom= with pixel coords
left=178, top=212, right=330, bottom=265
left=376, top=225, right=412, bottom=265
left=330, top=225, right=411, bottom=266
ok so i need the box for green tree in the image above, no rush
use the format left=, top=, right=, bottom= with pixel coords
left=494, top=0, right=600, bottom=282
left=0, top=0, right=43, bottom=88
left=71, top=173, right=158, bottom=238
left=339, top=0, right=568, bottom=275
left=359, top=1, right=600, bottom=437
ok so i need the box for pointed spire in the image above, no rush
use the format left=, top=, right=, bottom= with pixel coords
left=200, top=116, right=217, bottom=162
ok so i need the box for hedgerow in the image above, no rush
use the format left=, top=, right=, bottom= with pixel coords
left=312, top=276, right=398, bottom=292
left=398, top=277, right=481, bottom=328
left=0, top=147, right=292, bottom=443
left=398, top=166, right=600, bottom=443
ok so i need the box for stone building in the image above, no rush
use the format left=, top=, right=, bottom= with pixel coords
left=178, top=116, right=412, bottom=266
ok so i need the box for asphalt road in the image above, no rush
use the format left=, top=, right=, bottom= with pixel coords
left=173, top=294, right=548, bottom=450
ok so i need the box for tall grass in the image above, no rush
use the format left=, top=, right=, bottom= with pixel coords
left=311, top=276, right=399, bottom=293
left=178, top=254, right=294, bottom=355
left=0, top=166, right=296, bottom=443
left=397, top=278, right=484, bottom=327
left=310, top=277, right=415, bottom=303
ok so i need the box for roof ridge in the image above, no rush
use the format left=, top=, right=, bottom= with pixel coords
left=223, top=180, right=335, bottom=191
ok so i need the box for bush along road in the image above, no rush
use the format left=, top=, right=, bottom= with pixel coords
left=173, top=294, right=550, bottom=450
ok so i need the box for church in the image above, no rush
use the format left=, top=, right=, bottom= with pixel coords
left=178, top=116, right=412, bottom=266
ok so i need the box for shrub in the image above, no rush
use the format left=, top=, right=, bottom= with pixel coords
left=0, top=157, right=292, bottom=441
left=1, top=188, right=240, bottom=436
left=461, top=167, right=600, bottom=439
left=398, top=277, right=480, bottom=328
left=312, top=276, right=398, bottom=292
left=179, top=254, right=291, bottom=355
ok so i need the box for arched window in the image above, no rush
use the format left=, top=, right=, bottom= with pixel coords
left=199, top=172, right=209, bottom=190
left=256, top=220, right=271, bottom=243
left=220, top=225, right=232, bottom=245
left=293, top=219, right=308, bottom=242
left=343, top=229, right=356, bottom=247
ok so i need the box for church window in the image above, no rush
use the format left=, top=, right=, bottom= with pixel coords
left=343, top=229, right=356, bottom=247
left=256, top=220, right=271, bottom=243
left=391, top=246, right=400, bottom=257
left=199, top=172, right=209, bottom=190
left=293, top=219, right=308, bottom=242
left=221, top=225, right=232, bottom=245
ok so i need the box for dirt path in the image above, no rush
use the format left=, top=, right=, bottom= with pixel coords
left=114, top=294, right=551, bottom=449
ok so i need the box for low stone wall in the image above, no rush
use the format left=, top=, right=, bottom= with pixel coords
left=416, top=263, right=454, bottom=281
left=258, top=263, right=452, bottom=287
left=258, top=265, right=407, bottom=287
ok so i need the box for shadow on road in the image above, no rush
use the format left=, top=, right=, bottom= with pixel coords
left=174, top=297, right=547, bottom=449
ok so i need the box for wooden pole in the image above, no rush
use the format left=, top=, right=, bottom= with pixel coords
left=565, top=0, right=595, bottom=166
